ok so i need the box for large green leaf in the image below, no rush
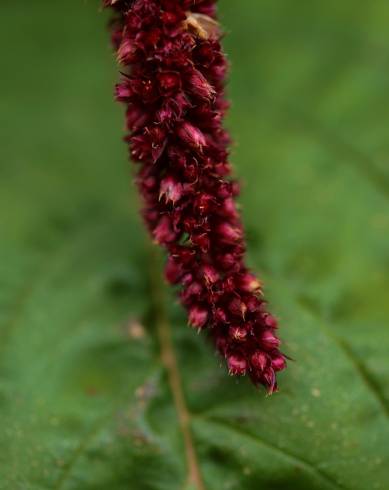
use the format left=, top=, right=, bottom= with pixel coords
left=1, top=1, right=388, bottom=489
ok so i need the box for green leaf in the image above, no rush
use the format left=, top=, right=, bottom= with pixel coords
left=1, top=1, right=388, bottom=489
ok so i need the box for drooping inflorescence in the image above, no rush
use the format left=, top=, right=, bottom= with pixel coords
left=104, top=0, right=286, bottom=392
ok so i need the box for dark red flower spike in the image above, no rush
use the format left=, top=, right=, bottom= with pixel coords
left=104, top=0, right=286, bottom=393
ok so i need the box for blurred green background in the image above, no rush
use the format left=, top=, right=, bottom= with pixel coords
left=1, top=1, right=389, bottom=489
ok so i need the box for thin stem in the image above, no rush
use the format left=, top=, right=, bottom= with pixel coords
left=148, top=246, right=206, bottom=490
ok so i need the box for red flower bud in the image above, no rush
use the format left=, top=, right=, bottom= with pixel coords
left=264, top=314, right=278, bottom=329
left=271, top=355, right=286, bottom=372
left=117, top=37, right=138, bottom=64
left=260, top=330, right=281, bottom=350
left=115, top=82, right=133, bottom=102
left=190, top=233, right=210, bottom=252
left=181, top=273, right=193, bottom=286
left=194, top=193, right=214, bottom=214
left=228, top=297, right=247, bottom=318
left=216, top=222, right=242, bottom=242
left=188, top=306, right=208, bottom=329
left=251, top=351, right=268, bottom=371
left=126, top=104, right=149, bottom=130
left=177, top=122, right=206, bottom=149
left=203, top=264, right=219, bottom=285
left=214, top=307, right=227, bottom=324
left=165, top=256, right=183, bottom=284
left=229, top=326, right=248, bottom=342
left=159, top=176, right=184, bottom=204
left=263, top=368, right=277, bottom=394
left=216, top=336, right=228, bottom=356
left=227, top=354, right=247, bottom=376
left=238, top=273, right=263, bottom=294
left=157, top=71, right=181, bottom=96
left=187, top=68, right=216, bottom=100
left=186, top=281, right=203, bottom=297
left=246, top=296, right=261, bottom=313
left=153, top=216, right=176, bottom=244
left=216, top=253, right=237, bottom=271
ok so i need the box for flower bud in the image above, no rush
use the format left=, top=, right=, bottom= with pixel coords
left=159, top=176, right=184, bottom=204
left=216, top=336, right=228, bottom=355
left=221, top=198, right=239, bottom=219
left=222, top=275, right=235, bottom=293
left=260, top=330, right=281, bottom=350
left=177, top=122, right=206, bottom=149
left=227, top=354, right=247, bottom=376
left=161, top=8, right=186, bottom=26
left=246, top=296, right=261, bottom=313
left=171, top=245, right=196, bottom=265
left=188, top=306, right=208, bottom=329
left=263, top=368, right=277, bottom=394
left=117, top=38, right=137, bottom=64
left=141, top=175, right=156, bottom=191
left=157, top=71, right=181, bottom=96
left=194, top=193, right=214, bottom=214
left=138, top=27, right=161, bottom=48
left=214, top=307, right=227, bottom=324
left=216, top=253, right=236, bottom=271
left=216, top=222, right=242, bottom=242
left=181, top=273, right=193, bottom=286
left=238, top=273, right=263, bottom=294
left=271, top=355, right=286, bottom=372
left=228, top=297, right=247, bottom=318
left=115, top=82, right=133, bottom=102
left=165, top=256, right=183, bottom=284
left=187, top=68, right=216, bottom=100
left=264, top=314, right=278, bottom=329
left=153, top=216, right=176, bottom=244
left=185, top=282, right=203, bottom=296
left=251, top=351, right=268, bottom=371
left=126, top=104, right=148, bottom=130
left=229, top=326, right=248, bottom=342
left=216, top=182, right=232, bottom=199
left=203, top=264, right=219, bottom=285
left=190, top=233, right=210, bottom=252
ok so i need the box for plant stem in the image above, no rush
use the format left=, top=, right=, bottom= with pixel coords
left=149, top=245, right=206, bottom=490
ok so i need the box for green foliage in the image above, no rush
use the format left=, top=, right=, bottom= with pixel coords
left=1, top=1, right=388, bottom=488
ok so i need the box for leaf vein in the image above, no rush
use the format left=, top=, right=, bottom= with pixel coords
left=199, top=416, right=347, bottom=490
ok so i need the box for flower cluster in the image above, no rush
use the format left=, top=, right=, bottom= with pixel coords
left=104, top=0, right=286, bottom=392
